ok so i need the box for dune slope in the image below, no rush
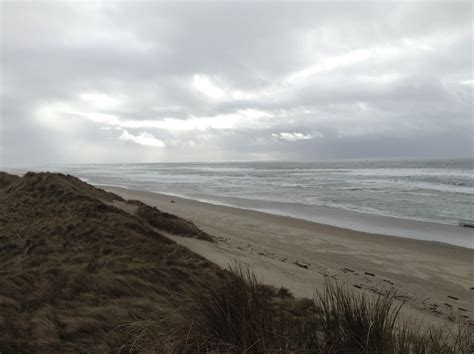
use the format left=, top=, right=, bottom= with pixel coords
left=0, top=172, right=222, bottom=351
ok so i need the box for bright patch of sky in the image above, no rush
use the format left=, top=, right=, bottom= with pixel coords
left=1, top=2, right=472, bottom=165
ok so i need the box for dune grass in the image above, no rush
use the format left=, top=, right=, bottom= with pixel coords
left=1, top=172, right=471, bottom=352
left=128, top=263, right=318, bottom=353
left=0, top=172, right=222, bottom=352
left=316, top=280, right=472, bottom=353
left=170, top=264, right=315, bottom=352
left=129, top=199, right=213, bottom=241
left=316, top=280, right=402, bottom=352
left=159, top=265, right=472, bottom=353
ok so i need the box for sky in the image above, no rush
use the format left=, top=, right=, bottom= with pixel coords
left=1, top=1, right=472, bottom=166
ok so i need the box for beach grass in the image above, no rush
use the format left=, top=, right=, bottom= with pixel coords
left=315, top=280, right=471, bottom=353
left=152, top=265, right=472, bottom=353
left=0, top=172, right=471, bottom=352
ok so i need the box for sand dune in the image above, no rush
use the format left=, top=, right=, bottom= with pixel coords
left=1, top=172, right=471, bottom=351
left=105, top=186, right=474, bottom=328
left=0, top=172, right=223, bottom=351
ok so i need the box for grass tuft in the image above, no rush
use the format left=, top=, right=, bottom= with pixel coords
left=315, top=279, right=402, bottom=352
left=164, top=263, right=319, bottom=353
left=315, top=280, right=472, bottom=353
left=163, top=270, right=472, bottom=353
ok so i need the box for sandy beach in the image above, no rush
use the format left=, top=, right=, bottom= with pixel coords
left=105, top=186, right=473, bottom=328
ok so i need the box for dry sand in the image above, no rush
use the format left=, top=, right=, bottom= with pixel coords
left=106, top=186, right=474, bottom=328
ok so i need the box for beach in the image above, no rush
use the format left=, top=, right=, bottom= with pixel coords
left=2, top=171, right=472, bottom=351
left=4, top=1, right=472, bottom=350
left=106, top=186, right=474, bottom=328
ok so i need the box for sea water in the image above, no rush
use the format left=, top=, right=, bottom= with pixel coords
left=45, top=158, right=473, bottom=247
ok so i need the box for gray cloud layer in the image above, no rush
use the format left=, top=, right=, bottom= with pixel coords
left=1, top=2, right=472, bottom=166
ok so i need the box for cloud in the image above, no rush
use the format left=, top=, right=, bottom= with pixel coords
left=193, top=74, right=227, bottom=100
left=78, top=92, right=121, bottom=109
left=34, top=98, right=274, bottom=133
left=1, top=2, right=472, bottom=165
left=119, top=130, right=165, bottom=147
left=272, top=132, right=324, bottom=142
left=286, top=49, right=372, bottom=83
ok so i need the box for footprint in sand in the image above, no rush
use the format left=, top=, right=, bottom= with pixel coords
left=369, top=287, right=384, bottom=295
left=341, top=268, right=354, bottom=273
left=394, top=295, right=411, bottom=301
left=294, top=261, right=310, bottom=269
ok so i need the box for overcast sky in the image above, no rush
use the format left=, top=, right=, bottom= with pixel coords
left=1, top=1, right=472, bottom=166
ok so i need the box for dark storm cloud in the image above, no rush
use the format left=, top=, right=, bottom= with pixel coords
left=1, top=1, right=472, bottom=166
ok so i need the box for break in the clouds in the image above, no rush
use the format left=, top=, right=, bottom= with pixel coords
left=1, top=2, right=472, bottom=166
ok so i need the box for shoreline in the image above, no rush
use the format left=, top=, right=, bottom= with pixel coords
left=9, top=167, right=473, bottom=248
left=157, top=191, right=472, bottom=247
left=104, top=186, right=473, bottom=327
left=97, top=183, right=473, bottom=249
left=108, top=186, right=472, bottom=251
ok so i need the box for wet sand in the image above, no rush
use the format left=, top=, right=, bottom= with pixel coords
left=105, top=186, right=474, bottom=328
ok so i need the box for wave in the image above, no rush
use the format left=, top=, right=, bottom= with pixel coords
left=92, top=183, right=130, bottom=189
left=50, top=159, right=474, bottom=227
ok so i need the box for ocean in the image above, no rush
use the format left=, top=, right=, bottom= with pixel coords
left=50, top=158, right=473, bottom=224
left=42, top=158, right=473, bottom=247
